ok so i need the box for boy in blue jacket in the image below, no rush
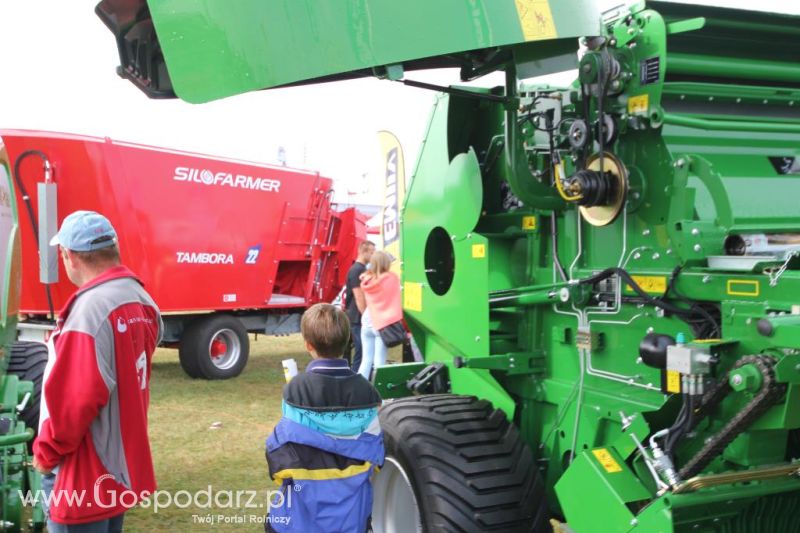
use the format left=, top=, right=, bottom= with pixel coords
left=265, top=303, right=384, bottom=532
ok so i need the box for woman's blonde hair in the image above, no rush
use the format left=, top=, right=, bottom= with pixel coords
left=368, top=250, right=392, bottom=276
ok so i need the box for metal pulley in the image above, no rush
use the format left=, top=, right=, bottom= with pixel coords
left=568, top=120, right=589, bottom=150
left=572, top=151, right=629, bottom=226
left=596, top=114, right=617, bottom=145
left=567, top=115, right=617, bottom=152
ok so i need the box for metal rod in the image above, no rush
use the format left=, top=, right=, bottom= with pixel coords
left=701, top=18, right=800, bottom=37
left=399, top=78, right=509, bottom=104
left=667, top=53, right=800, bottom=84
left=663, top=113, right=800, bottom=134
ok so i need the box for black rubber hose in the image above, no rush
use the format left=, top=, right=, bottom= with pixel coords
left=666, top=265, right=720, bottom=337
left=12, top=150, right=55, bottom=320
left=578, top=267, right=694, bottom=318
left=544, top=113, right=568, bottom=282
left=664, top=396, right=688, bottom=458
left=665, top=394, right=701, bottom=461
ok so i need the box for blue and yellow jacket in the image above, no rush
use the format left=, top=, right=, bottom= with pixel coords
left=265, top=358, right=384, bottom=532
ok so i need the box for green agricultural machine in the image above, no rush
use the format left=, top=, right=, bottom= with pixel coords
left=97, top=1, right=800, bottom=531
left=0, top=150, right=45, bottom=529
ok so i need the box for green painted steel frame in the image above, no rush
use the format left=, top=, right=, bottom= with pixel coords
left=143, top=0, right=604, bottom=103
left=396, top=3, right=800, bottom=531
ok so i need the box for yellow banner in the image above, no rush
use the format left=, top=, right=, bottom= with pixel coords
left=377, top=131, right=406, bottom=275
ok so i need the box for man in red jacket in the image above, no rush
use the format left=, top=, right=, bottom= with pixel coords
left=33, top=211, right=162, bottom=532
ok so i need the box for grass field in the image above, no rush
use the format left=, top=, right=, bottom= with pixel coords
left=121, top=334, right=397, bottom=532
left=124, top=334, right=305, bottom=532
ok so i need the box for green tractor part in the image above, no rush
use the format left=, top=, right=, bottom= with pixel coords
left=96, top=0, right=604, bottom=102
left=98, top=1, right=800, bottom=531
left=0, top=147, right=46, bottom=530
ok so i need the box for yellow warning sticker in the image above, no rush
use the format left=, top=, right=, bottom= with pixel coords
left=592, top=448, right=623, bottom=473
left=472, top=244, right=486, bottom=258
left=514, top=0, right=557, bottom=41
left=625, top=275, right=667, bottom=295
left=522, top=216, right=537, bottom=231
left=403, top=282, right=422, bottom=312
left=628, top=94, right=650, bottom=115
left=727, top=279, right=759, bottom=297
left=666, top=370, right=681, bottom=394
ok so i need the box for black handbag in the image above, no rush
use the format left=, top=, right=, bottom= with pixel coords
left=378, top=321, right=406, bottom=348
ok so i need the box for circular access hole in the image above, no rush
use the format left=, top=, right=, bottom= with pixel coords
left=425, top=226, right=455, bottom=296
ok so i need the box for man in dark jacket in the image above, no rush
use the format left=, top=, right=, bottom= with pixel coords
left=265, top=303, right=383, bottom=532
left=344, top=240, right=374, bottom=371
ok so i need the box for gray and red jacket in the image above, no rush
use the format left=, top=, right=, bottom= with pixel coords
left=33, top=266, right=162, bottom=524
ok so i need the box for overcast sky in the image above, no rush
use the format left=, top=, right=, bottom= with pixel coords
left=0, top=1, right=796, bottom=206
left=0, top=1, right=472, bottom=205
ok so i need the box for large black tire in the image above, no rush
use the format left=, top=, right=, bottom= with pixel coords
left=374, top=394, right=548, bottom=533
left=9, top=341, right=48, bottom=435
left=178, top=315, right=249, bottom=380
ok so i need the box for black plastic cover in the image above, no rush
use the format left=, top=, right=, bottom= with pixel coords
left=639, top=333, right=676, bottom=369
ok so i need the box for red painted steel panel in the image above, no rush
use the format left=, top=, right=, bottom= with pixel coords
left=1, top=130, right=364, bottom=315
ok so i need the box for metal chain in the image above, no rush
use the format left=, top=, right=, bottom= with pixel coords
left=678, top=355, right=784, bottom=480
left=764, top=251, right=797, bottom=287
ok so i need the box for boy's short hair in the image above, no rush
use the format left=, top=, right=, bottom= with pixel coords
left=301, top=303, right=351, bottom=358
left=358, top=240, right=375, bottom=254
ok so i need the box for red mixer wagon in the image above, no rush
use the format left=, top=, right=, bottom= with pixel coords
left=2, top=129, right=364, bottom=379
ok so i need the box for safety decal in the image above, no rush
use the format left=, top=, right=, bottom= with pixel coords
left=404, top=282, right=423, bottom=312
left=592, top=448, right=623, bottom=473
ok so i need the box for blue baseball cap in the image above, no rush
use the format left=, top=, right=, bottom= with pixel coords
left=50, top=211, right=117, bottom=252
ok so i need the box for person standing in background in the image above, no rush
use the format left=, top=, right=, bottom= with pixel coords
left=344, top=240, right=375, bottom=371
left=358, top=250, right=402, bottom=379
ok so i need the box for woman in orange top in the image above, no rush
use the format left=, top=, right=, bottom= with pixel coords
left=358, top=251, right=402, bottom=379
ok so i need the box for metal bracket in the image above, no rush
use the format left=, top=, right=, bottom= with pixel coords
left=453, top=351, right=544, bottom=375
left=407, top=363, right=450, bottom=395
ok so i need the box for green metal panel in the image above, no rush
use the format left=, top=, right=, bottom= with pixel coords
left=556, top=446, right=652, bottom=533
left=400, top=91, right=517, bottom=417
left=142, top=0, right=604, bottom=102
left=372, top=362, right=426, bottom=399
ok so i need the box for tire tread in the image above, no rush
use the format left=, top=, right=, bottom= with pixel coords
left=9, top=341, right=48, bottom=435
left=380, top=394, right=548, bottom=533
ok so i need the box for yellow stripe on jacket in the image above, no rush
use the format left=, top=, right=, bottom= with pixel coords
left=272, top=461, right=378, bottom=482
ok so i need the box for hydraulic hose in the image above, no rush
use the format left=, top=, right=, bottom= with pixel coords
left=578, top=267, right=693, bottom=318
left=12, top=150, right=55, bottom=320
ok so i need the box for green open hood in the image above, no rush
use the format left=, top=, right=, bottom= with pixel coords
left=96, top=0, right=605, bottom=103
